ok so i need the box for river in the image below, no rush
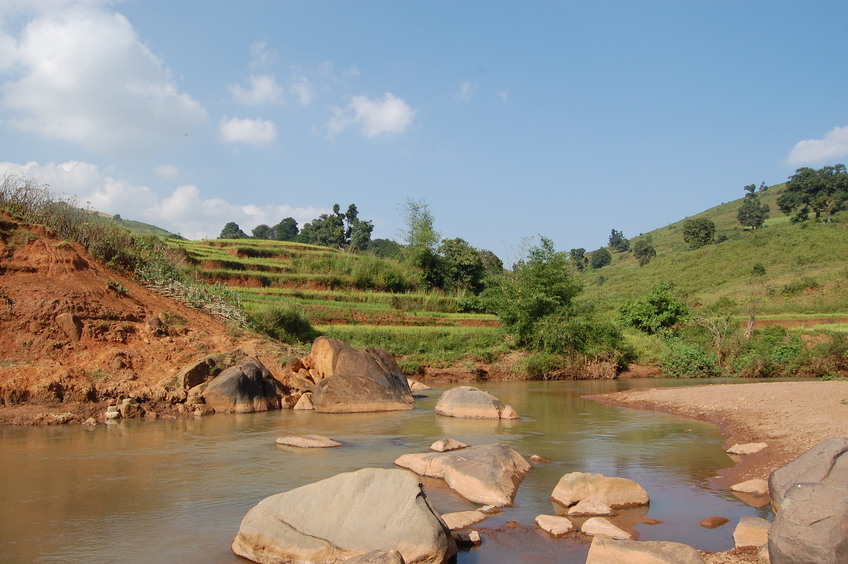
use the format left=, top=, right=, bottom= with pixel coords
left=0, top=379, right=772, bottom=563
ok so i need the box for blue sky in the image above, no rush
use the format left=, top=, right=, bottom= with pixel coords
left=1, top=0, right=846, bottom=263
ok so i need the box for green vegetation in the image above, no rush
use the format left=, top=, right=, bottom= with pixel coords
left=4, top=167, right=847, bottom=380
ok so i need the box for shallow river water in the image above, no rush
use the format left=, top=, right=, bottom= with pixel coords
left=0, top=379, right=773, bottom=563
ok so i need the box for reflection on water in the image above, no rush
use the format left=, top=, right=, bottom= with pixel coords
left=0, top=380, right=772, bottom=563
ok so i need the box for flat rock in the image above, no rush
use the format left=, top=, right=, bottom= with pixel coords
left=430, top=438, right=469, bottom=452
left=441, top=510, right=487, bottom=530
left=409, top=380, right=431, bottom=392
left=727, top=442, right=768, bottom=455
left=434, top=386, right=519, bottom=420
left=394, top=443, right=531, bottom=506
left=730, top=478, right=769, bottom=496
left=580, top=517, right=631, bottom=539
left=232, top=468, right=455, bottom=564
left=733, top=516, right=769, bottom=548
left=275, top=434, right=342, bottom=448
left=586, top=536, right=707, bottom=564
left=535, top=515, right=574, bottom=537
left=452, top=530, right=481, bottom=547
left=551, top=472, right=650, bottom=509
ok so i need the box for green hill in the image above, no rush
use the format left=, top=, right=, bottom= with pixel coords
left=580, top=183, right=848, bottom=317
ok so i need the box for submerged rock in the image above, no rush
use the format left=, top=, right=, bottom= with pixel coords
left=394, top=443, right=531, bottom=506
left=434, top=386, right=518, bottom=420
left=535, top=515, right=574, bottom=537
left=551, top=471, right=650, bottom=510
left=232, top=468, right=455, bottom=564
left=275, top=435, right=342, bottom=448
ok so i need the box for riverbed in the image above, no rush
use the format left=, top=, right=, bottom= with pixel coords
left=0, top=380, right=773, bottom=563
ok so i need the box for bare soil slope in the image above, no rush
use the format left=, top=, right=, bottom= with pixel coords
left=0, top=213, right=295, bottom=424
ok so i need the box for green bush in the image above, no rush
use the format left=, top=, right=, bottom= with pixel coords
left=662, top=338, right=721, bottom=378
left=249, top=305, right=317, bottom=344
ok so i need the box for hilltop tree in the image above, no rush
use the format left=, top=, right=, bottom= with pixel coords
left=778, top=164, right=848, bottom=223
left=570, top=248, right=588, bottom=272
left=440, top=237, right=485, bottom=293
left=589, top=247, right=612, bottom=269
left=252, top=224, right=272, bottom=239
left=367, top=238, right=401, bottom=258
left=632, top=238, right=656, bottom=266
left=478, top=249, right=504, bottom=277
left=682, top=218, right=715, bottom=249
left=608, top=229, right=630, bottom=252
left=218, top=221, right=249, bottom=239
left=737, top=183, right=770, bottom=229
left=272, top=217, right=299, bottom=241
left=297, top=204, right=373, bottom=250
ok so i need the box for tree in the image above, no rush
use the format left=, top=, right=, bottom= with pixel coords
left=737, top=183, right=770, bottom=229
left=484, top=236, right=582, bottom=347
left=218, top=221, right=248, bottom=239
left=632, top=238, right=656, bottom=266
left=778, top=164, right=848, bottom=223
left=272, top=217, right=299, bottom=241
left=297, top=204, right=373, bottom=250
left=367, top=238, right=401, bottom=258
left=252, top=224, right=272, bottom=239
left=570, top=248, right=588, bottom=272
left=608, top=229, right=630, bottom=252
left=620, top=282, right=689, bottom=334
left=439, top=238, right=485, bottom=293
left=399, top=198, right=443, bottom=288
left=682, top=218, right=715, bottom=249
left=589, top=247, right=611, bottom=269
left=478, top=249, right=504, bottom=277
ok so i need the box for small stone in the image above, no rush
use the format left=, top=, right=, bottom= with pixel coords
left=529, top=454, right=551, bottom=463
left=699, top=516, right=729, bottom=529
left=479, top=505, right=501, bottom=514
left=535, top=514, right=574, bottom=537
left=581, top=517, right=631, bottom=539
left=641, top=517, right=663, bottom=525
left=83, top=417, right=97, bottom=426
left=730, top=479, right=769, bottom=496
left=733, top=516, right=769, bottom=548
left=430, top=438, right=469, bottom=452
left=726, top=442, right=768, bottom=455
left=452, top=530, right=481, bottom=546
left=275, top=434, right=342, bottom=448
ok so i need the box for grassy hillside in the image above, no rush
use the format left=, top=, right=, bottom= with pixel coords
left=580, top=183, right=848, bottom=317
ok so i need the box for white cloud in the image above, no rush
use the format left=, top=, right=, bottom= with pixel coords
left=229, top=74, right=285, bottom=105
left=496, top=90, right=509, bottom=104
left=154, top=164, right=180, bottom=179
left=457, top=81, right=472, bottom=102
left=289, top=79, right=313, bottom=106
left=219, top=117, right=277, bottom=144
left=786, top=126, right=848, bottom=166
left=1, top=5, right=207, bottom=155
left=326, top=92, right=415, bottom=139
left=0, top=160, right=327, bottom=239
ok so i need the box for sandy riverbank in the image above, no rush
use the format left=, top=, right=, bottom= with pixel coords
left=590, top=380, right=848, bottom=486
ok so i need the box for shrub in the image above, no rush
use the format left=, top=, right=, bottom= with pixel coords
left=662, top=339, right=721, bottom=377
left=249, top=305, right=317, bottom=344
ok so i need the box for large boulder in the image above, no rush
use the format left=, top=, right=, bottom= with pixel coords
left=551, top=472, right=650, bottom=510
left=232, top=468, right=455, bottom=564
left=767, top=437, right=848, bottom=564
left=394, top=443, right=531, bottom=506
left=304, top=338, right=414, bottom=413
left=434, top=386, right=518, bottom=419
left=202, top=357, right=281, bottom=413
left=586, top=536, right=707, bottom=564
left=768, top=437, right=848, bottom=510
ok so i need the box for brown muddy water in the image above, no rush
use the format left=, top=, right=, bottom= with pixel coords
left=0, top=380, right=772, bottom=563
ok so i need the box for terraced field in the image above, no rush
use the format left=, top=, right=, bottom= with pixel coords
left=169, top=238, right=504, bottom=368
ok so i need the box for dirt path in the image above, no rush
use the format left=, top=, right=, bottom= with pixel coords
left=589, top=380, right=848, bottom=485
